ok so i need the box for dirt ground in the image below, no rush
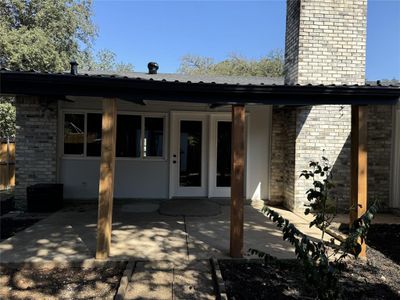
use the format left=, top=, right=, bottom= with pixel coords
left=0, top=262, right=126, bottom=300
left=219, top=247, right=400, bottom=300
left=219, top=225, right=400, bottom=300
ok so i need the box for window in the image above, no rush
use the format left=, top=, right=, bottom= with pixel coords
left=116, top=115, right=141, bottom=157
left=144, top=117, right=164, bottom=157
left=64, top=114, right=84, bottom=155
left=63, top=112, right=165, bottom=159
left=87, top=113, right=102, bottom=156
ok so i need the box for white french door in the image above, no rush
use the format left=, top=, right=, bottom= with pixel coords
left=209, top=114, right=232, bottom=198
left=170, top=113, right=208, bottom=197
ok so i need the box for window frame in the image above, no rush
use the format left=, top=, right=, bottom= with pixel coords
left=61, top=109, right=168, bottom=161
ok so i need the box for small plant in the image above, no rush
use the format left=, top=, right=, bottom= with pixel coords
left=250, top=157, right=379, bottom=300
left=300, top=157, right=337, bottom=240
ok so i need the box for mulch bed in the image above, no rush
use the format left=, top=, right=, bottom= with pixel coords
left=339, top=223, right=400, bottom=264
left=219, top=247, right=400, bottom=299
left=0, top=263, right=126, bottom=300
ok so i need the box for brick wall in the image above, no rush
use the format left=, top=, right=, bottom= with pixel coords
left=15, top=96, right=58, bottom=209
left=270, top=107, right=296, bottom=207
left=367, top=105, right=393, bottom=208
left=293, top=105, right=351, bottom=210
left=271, top=104, right=394, bottom=211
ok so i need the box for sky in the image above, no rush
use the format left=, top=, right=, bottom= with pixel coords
left=92, top=0, right=400, bottom=80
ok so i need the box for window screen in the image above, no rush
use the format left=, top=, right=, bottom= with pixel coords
left=86, top=113, right=102, bottom=156
left=144, top=117, right=164, bottom=157
left=64, top=114, right=84, bottom=155
left=116, top=115, right=141, bottom=157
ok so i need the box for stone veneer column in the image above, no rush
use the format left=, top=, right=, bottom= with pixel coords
left=14, top=96, right=58, bottom=210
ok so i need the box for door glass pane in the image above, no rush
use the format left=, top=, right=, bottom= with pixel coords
left=87, top=113, right=102, bottom=156
left=179, top=120, right=202, bottom=187
left=64, top=114, right=84, bottom=155
left=144, top=117, right=164, bottom=157
left=217, top=121, right=232, bottom=187
left=116, top=115, right=141, bottom=157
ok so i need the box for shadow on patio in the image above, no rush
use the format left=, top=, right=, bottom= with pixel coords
left=0, top=200, right=317, bottom=264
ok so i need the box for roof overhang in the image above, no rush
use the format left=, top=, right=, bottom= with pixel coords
left=1, top=71, right=399, bottom=105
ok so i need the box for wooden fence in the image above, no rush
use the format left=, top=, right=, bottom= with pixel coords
left=0, top=141, right=15, bottom=190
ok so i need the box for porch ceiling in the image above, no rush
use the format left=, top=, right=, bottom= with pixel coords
left=1, top=69, right=399, bottom=105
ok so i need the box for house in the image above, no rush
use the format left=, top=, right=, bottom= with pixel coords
left=0, top=0, right=399, bottom=258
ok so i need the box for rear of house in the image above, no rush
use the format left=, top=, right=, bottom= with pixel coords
left=8, top=0, right=400, bottom=212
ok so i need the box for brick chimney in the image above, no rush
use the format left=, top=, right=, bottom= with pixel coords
left=270, top=0, right=369, bottom=211
left=284, top=0, right=367, bottom=85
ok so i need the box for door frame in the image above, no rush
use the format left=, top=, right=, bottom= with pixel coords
left=208, top=113, right=232, bottom=198
left=169, top=111, right=209, bottom=198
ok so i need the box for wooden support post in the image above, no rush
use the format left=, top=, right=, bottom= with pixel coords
left=96, top=98, right=117, bottom=260
left=350, top=105, right=368, bottom=257
left=230, top=104, right=245, bottom=258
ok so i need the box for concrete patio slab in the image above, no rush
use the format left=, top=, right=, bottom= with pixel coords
left=159, top=199, right=221, bottom=217
left=0, top=200, right=351, bottom=264
left=0, top=223, right=92, bottom=263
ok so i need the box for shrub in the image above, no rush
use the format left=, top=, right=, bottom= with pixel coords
left=249, top=157, right=378, bottom=300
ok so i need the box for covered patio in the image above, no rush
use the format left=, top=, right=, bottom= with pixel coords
left=1, top=69, right=399, bottom=260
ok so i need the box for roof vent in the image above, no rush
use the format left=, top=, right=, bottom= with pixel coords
left=147, top=62, right=159, bottom=74
left=70, top=61, right=78, bottom=75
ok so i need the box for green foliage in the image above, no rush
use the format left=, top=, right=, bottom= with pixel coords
left=178, top=51, right=283, bottom=77
left=0, top=102, right=16, bottom=138
left=250, top=202, right=379, bottom=299
left=0, top=0, right=96, bottom=71
left=250, top=156, right=379, bottom=299
left=300, top=157, right=337, bottom=239
left=77, top=49, right=134, bottom=72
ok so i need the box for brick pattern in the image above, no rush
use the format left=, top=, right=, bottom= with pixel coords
left=271, top=104, right=394, bottom=211
left=367, top=105, right=393, bottom=208
left=15, top=96, right=58, bottom=209
left=270, top=107, right=296, bottom=207
left=270, top=108, right=286, bottom=204
left=284, top=0, right=301, bottom=84
left=293, top=105, right=351, bottom=210
left=271, top=0, right=378, bottom=212
left=284, top=0, right=367, bottom=85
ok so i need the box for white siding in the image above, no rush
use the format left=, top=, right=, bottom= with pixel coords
left=58, top=98, right=272, bottom=200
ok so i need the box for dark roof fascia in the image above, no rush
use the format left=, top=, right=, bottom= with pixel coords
left=1, top=71, right=399, bottom=105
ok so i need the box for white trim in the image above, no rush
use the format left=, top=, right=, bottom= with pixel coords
left=208, top=114, right=231, bottom=198
left=60, top=109, right=168, bottom=161
left=169, top=111, right=209, bottom=198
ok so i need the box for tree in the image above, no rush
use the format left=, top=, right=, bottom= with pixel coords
left=0, top=0, right=96, bottom=72
left=0, top=101, right=16, bottom=139
left=0, top=1, right=134, bottom=139
left=178, top=51, right=284, bottom=77
left=78, top=49, right=134, bottom=73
